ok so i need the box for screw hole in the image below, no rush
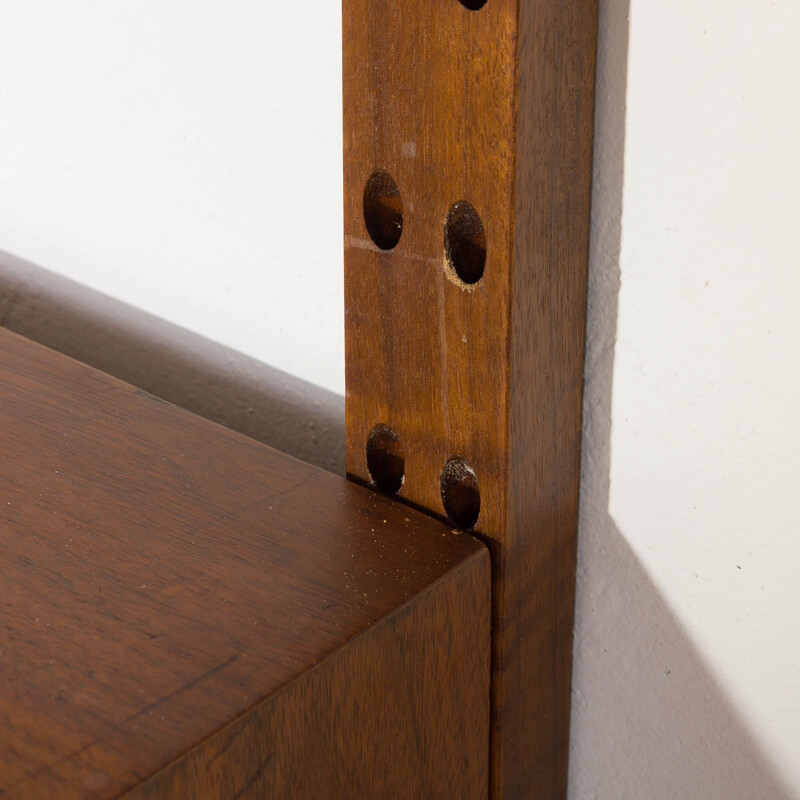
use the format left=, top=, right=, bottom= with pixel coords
left=366, top=424, right=405, bottom=495
left=363, top=170, right=403, bottom=250
left=440, top=456, right=481, bottom=530
left=458, top=0, right=488, bottom=9
left=444, top=201, right=486, bottom=286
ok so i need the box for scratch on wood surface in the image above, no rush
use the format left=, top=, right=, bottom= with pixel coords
left=231, top=753, right=274, bottom=800
left=437, top=264, right=450, bottom=442
left=344, top=235, right=439, bottom=266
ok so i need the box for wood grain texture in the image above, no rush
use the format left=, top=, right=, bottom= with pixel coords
left=0, top=327, right=489, bottom=799
left=343, top=2, right=598, bottom=798
left=125, top=557, right=488, bottom=800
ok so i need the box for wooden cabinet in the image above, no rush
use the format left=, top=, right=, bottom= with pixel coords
left=0, top=329, right=489, bottom=798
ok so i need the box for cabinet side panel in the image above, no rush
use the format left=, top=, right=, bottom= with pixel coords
left=124, top=551, right=490, bottom=800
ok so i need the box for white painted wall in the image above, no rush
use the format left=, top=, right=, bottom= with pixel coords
left=0, top=0, right=344, bottom=395
left=0, top=2, right=797, bottom=797
left=573, top=2, right=800, bottom=797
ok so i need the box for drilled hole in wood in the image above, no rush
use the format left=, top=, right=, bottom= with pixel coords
left=366, top=424, right=405, bottom=495
left=458, top=0, right=488, bottom=9
left=444, top=201, right=486, bottom=286
left=440, top=456, right=481, bottom=530
left=363, top=170, right=403, bottom=250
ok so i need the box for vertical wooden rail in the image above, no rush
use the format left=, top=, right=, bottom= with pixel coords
left=343, top=2, right=597, bottom=798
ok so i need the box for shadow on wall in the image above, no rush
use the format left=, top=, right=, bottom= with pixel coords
left=0, top=250, right=345, bottom=476
left=570, top=1, right=793, bottom=798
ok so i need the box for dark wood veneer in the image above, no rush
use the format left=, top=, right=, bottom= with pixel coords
left=0, top=328, right=490, bottom=799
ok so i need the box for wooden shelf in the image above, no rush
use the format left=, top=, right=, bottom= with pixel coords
left=0, top=329, right=489, bottom=799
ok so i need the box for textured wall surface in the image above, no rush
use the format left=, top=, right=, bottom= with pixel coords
left=0, top=2, right=798, bottom=798
left=572, top=2, right=799, bottom=797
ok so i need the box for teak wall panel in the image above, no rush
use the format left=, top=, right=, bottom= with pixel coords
left=344, top=1, right=516, bottom=508
left=343, top=2, right=598, bottom=799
